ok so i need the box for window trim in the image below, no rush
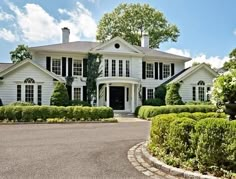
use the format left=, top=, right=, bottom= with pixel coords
left=73, top=87, right=82, bottom=101
left=146, top=63, right=154, bottom=78
left=119, top=60, right=123, bottom=77
left=112, top=59, right=116, bottom=77
left=163, top=64, right=170, bottom=79
left=126, top=60, right=130, bottom=77
left=147, top=88, right=154, bottom=99
left=104, top=59, right=109, bottom=77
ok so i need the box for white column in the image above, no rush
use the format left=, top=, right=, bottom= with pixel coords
left=131, top=83, right=135, bottom=113
left=106, top=83, right=110, bottom=107
left=96, top=83, right=99, bottom=106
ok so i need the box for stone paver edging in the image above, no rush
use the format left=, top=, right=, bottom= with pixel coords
left=128, top=142, right=218, bottom=179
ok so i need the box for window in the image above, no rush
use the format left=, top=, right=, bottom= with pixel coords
left=112, top=60, right=116, bottom=76
left=198, top=81, right=205, bottom=101
left=74, top=88, right=81, bottom=100
left=24, top=78, right=35, bottom=103
left=105, top=59, right=109, bottom=77
left=163, top=64, right=170, bottom=78
left=73, top=60, right=82, bottom=76
left=119, top=60, right=123, bottom=77
left=126, top=60, right=130, bottom=77
left=147, top=89, right=154, bottom=99
left=52, top=59, right=61, bottom=75
left=192, top=86, right=196, bottom=101
left=17, top=85, right=21, bottom=101
left=146, top=63, right=153, bottom=78
left=38, top=85, right=42, bottom=105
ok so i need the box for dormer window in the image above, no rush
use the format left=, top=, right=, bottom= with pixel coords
left=52, top=58, right=61, bottom=75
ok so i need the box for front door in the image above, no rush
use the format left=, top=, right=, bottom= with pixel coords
left=110, top=87, right=125, bottom=110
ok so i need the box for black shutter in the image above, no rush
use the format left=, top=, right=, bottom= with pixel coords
left=142, top=87, right=146, bottom=103
left=142, top=61, right=146, bottom=79
left=68, top=58, right=72, bottom=77
left=66, top=85, right=72, bottom=100
left=62, top=57, right=66, bottom=77
left=83, top=86, right=87, bottom=102
left=155, top=62, right=158, bottom=79
left=171, top=63, right=175, bottom=76
left=159, top=62, right=163, bottom=80
left=83, top=58, right=88, bottom=77
left=46, top=56, right=51, bottom=71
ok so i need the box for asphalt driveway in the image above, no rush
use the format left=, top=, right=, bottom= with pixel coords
left=0, top=121, right=150, bottom=179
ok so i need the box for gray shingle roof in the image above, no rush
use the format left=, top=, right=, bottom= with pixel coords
left=30, top=40, right=191, bottom=61
left=0, top=63, right=13, bottom=72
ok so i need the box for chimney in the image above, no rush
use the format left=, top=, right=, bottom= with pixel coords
left=141, top=32, right=149, bottom=48
left=62, top=27, right=70, bottom=43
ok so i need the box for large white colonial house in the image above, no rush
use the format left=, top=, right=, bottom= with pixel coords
left=0, top=28, right=218, bottom=112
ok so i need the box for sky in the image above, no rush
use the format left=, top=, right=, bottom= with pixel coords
left=0, top=0, right=235, bottom=68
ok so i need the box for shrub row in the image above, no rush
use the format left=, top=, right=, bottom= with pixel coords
left=136, top=105, right=217, bottom=119
left=149, top=112, right=236, bottom=176
left=0, top=106, right=113, bottom=122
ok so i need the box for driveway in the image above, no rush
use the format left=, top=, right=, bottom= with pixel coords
left=0, top=121, right=150, bottom=179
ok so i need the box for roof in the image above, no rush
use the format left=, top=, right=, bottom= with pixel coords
left=161, top=68, right=190, bottom=85
left=30, top=41, right=101, bottom=53
left=30, top=38, right=191, bottom=61
left=166, top=63, right=218, bottom=84
left=0, top=59, right=64, bottom=82
left=0, top=63, right=13, bottom=72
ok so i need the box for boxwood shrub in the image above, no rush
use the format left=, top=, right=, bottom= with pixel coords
left=149, top=112, right=236, bottom=176
left=136, top=105, right=217, bottom=119
left=0, top=106, right=113, bottom=122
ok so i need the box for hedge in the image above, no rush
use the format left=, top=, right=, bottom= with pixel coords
left=0, top=106, right=113, bottom=122
left=149, top=112, right=235, bottom=176
left=136, top=105, right=217, bottom=119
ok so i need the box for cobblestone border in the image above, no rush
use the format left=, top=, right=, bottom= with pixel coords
left=128, top=142, right=218, bottom=179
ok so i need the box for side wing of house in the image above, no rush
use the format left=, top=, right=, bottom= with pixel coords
left=0, top=61, right=62, bottom=105
left=176, top=65, right=217, bottom=102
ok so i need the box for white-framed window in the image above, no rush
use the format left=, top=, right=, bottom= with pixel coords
left=73, top=59, right=82, bottom=76
left=163, top=64, right=170, bottom=78
left=126, top=60, right=130, bottom=77
left=52, top=58, right=61, bottom=75
left=105, top=59, right=109, bottom=77
left=147, top=89, right=154, bottom=99
left=119, top=60, right=123, bottom=77
left=146, top=63, right=154, bottom=78
left=198, top=80, right=205, bottom=101
left=112, top=60, right=116, bottom=76
left=74, top=87, right=81, bottom=100
left=24, top=78, right=35, bottom=103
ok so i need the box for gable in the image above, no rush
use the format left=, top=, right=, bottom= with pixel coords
left=92, top=37, right=143, bottom=55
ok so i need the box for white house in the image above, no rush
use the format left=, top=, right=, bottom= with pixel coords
left=0, top=27, right=217, bottom=112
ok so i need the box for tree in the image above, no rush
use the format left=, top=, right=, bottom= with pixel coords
left=223, top=48, right=236, bottom=70
left=96, top=3, right=179, bottom=48
left=154, top=84, right=166, bottom=105
left=165, top=83, right=184, bottom=105
left=50, top=82, right=69, bottom=106
left=10, top=44, right=32, bottom=63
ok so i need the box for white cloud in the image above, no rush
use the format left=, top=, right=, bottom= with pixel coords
left=165, top=48, right=230, bottom=69
left=5, top=1, right=97, bottom=43
left=0, top=28, right=16, bottom=42
left=0, top=8, right=14, bottom=21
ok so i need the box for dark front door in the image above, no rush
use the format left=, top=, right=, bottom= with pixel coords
left=110, top=87, right=125, bottom=110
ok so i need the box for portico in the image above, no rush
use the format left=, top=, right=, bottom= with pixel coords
left=96, top=77, right=140, bottom=113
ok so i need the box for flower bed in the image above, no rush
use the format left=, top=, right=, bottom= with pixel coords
left=149, top=112, right=236, bottom=177
left=0, top=106, right=114, bottom=122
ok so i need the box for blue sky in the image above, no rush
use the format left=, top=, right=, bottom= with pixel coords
left=0, top=0, right=235, bottom=68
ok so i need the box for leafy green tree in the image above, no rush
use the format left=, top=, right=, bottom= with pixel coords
left=165, top=83, right=184, bottom=105
left=96, top=3, right=179, bottom=48
left=223, top=48, right=236, bottom=70
left=10, top=44, right=32, bottom=63
left=155, top=84, right=166, bottom=105
left=50, top=82, right=69, bottom=106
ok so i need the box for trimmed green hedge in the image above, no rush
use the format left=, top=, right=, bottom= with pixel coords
left=149, top=112, right=235, bottom=176
left=0, top=106, right=113, bottom=122
left=136, top=105, right=217, bottom=119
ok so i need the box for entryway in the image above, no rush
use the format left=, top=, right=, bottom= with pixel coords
left=110, top=87, right=125, bottom=110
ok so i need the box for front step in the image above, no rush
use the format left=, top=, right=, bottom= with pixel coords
left=114, top=112, right=135, bottom=118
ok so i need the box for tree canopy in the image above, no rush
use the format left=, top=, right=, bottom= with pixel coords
left=96, top=3, right=179, bottom=48
left=10, top=44, right=32, bottom=63
left=223, top=48, right=236, bottom=70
